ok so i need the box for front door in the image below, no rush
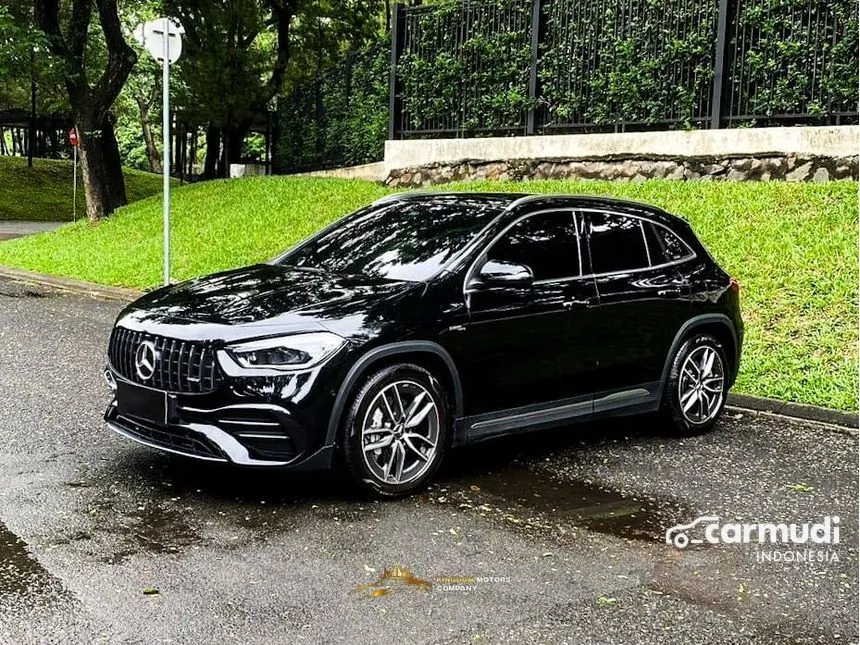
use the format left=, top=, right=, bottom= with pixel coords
left=461, top=210, right=599, bottom=416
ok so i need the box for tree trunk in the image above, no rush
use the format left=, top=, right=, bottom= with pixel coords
left=76, top=111, right=128, bottom=221
left=137, top=99, right=161, bottom=173
left=225, top=123, right=248, bottom=165
left=76, top=112, right=111, bottom=221
left=202, top=123, right=220, bottom=179
left=100, top=114, right=127, bottom=213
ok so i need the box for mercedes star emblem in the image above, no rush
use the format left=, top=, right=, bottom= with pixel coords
left=134, top=340, right=158, bottom=380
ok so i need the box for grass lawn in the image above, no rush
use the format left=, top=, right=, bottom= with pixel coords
left=0, top=175, right=855, bottom=411
left=0, top=156, right=165, bottom=221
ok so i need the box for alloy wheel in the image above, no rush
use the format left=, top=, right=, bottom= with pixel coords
left=678, top=345, right=725, bottom=424
left=360, top=380, right=440, bottom=485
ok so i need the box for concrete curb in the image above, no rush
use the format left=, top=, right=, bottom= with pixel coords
left=0, top=267, right=143, bottom=302
left=0, top=266, right=857, bottom=431
left=727, top=393, right=858, bottom=430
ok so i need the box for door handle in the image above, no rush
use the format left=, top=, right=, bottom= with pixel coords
left=564, top=297, right=600, bottom=309
left=657, top=288, right=682, bottom=297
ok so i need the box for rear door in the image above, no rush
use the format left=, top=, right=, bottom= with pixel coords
left=584, top=210, right=692, bottom=398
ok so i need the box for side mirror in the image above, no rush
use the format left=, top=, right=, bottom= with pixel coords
left=469, top=260, right=534, bottom=291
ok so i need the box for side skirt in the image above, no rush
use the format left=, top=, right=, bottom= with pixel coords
left=455, top=381, right=662, bottom=446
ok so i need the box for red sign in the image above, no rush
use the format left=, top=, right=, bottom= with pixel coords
left=68, top=128, right=78, bottom=147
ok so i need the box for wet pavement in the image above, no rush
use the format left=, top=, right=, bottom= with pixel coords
left=0, top=281, right=856, bottom=644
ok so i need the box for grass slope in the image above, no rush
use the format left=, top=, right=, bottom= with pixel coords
left=0, top=156, right=165, bottom=221
left=0, top=175, right=855, bottom=411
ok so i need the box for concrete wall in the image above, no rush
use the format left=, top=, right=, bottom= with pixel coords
left=384, top=125, right=859, bottom=173
left=289, top=161, right=386, bottom=182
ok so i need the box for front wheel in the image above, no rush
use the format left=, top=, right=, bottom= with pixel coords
left=662, top=333, right=728, bottom=435
left=342, top=364, right=450, bottom=498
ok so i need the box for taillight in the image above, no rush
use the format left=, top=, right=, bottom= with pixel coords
left=730, top=278, right=740, bottom=293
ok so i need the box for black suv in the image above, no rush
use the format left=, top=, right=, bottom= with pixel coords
left=105, top=193, right=743, bottom=496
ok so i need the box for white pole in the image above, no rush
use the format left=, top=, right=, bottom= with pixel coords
left=72, top=144, right=77, bottom=222
left=162, top=17, right=171, bottom=285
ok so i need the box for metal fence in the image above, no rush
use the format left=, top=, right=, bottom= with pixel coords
left=389, top=0, right=858, bottom=139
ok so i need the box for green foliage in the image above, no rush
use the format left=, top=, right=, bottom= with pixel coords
left=392, top=0, right=858, bottom=133
left=0, top=1, right=66, bottom=114
left=0, top=156, right=165, bottom=222
left=0, top=176, right=855, bottom=412
left=275, top=39, right=389, bottom=173
left=729, top=0, right=858, bottom=119
left=397, top=0, right=533, bottom=133
left=539, top=0, right=717, bottom=128
left=167, top=0, right=276, bottom=129
left=114, top=115, right=153, bottom=172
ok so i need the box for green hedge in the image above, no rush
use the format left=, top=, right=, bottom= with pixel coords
left=274, top=0, right=858, bottom=171
left=274, top=41, right=389, bottom=174
left=394, top=0, right=858, bottom=135
left=727, top=0, right=858, bottom=121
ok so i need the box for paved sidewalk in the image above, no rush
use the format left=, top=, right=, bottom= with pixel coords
left=0, top=220, right=65, bottom=241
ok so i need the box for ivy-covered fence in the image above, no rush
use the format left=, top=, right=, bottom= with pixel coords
left=274, top=42, right=389, bottom=175
left=276, top=0, right=857, bottom=172
left=390, top=0, right=859, bottom=138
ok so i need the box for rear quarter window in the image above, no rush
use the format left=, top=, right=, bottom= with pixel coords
left=652, top=224, right=693, bottom=262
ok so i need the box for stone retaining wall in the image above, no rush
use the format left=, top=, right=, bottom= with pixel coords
left=384, top=154, right=859, bottom=188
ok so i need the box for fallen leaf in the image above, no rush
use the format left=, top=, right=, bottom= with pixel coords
left=597, top=596, right=617, bottom=606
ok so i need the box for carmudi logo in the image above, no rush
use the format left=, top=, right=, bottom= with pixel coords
left=665, top=515, right=841, bottom=549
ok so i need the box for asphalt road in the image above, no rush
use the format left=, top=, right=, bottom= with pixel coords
left=0, top=279, right=856, bottom=645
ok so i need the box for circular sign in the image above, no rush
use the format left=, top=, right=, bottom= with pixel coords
left=133, top=18, right=184, bottom=64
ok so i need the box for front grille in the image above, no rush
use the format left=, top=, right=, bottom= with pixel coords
left=109, top=327, right=222, bottom=393
left=114, top=414, right=226, bottom=460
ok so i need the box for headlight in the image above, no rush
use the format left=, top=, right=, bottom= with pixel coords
left=220, top=332, right=346, bottom=375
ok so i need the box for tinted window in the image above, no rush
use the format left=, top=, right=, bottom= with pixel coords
left=653, top=224, right=691, bottom=262
left=280, top=198, right=503, bottom=281
left=588, top=212, right=650, bottom=274
left=487, top=211, right=580, bottom=281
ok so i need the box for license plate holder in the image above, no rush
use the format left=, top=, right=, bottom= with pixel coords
left=116, top=380, right=168, bottom=425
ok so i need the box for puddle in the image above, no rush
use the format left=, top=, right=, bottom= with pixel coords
left=0, top=521, right=57, bottom=597
left=100, top=502, right=200, bottom=563
left=441, top=464, right=687, bottom=542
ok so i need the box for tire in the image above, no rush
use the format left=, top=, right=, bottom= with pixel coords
left=342, top=363, right=450, bottom=498
left=662, top=333, right=729, bottom=436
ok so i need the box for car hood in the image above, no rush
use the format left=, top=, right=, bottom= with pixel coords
left=116, top=264, right=421, bottom=342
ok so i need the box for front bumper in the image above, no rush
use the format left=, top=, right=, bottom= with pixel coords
left=103, top=367, right=334, bottom=470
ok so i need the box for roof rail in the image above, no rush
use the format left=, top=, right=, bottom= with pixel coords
left=504, top=194, right=545, bottom=210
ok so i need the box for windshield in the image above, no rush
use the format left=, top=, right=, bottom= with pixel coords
left=278, top=197, right=505, bottom=281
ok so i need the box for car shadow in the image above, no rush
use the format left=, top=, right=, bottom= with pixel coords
left=99, top=413, right=673, bottom=506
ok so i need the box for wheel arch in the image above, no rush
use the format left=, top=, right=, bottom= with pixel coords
left=325, top=341, right=464, bottom=447
left=660, top=314, right=739, bottom=394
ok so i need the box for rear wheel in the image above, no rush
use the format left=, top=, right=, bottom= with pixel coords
left=662, top=333, right=728, bottom=435
left=342, top=364, right=449, bottom=498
